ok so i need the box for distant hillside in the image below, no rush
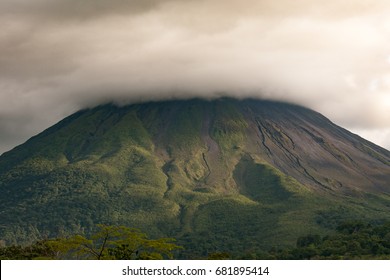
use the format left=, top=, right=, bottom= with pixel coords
left=0, top=98, right=389, bottom=258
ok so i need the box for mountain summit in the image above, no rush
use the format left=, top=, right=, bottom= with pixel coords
left=0, top=98, right=389, bottom=256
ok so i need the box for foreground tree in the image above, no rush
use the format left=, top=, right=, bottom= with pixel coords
left=48, top=225, right=182, bottom=260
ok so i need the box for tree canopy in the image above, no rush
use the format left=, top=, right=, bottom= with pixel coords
left=0, top=225, right=182, bottom=260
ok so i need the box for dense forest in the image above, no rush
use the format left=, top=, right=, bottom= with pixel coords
left=0, top=225, right=181, bottom=260
left=1, top=221, right=390, bottom=260
left=249, top=221, right=390, bottom=260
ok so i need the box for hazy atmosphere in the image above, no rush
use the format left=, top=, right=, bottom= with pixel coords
left=1, top=0, right=390, bottom=154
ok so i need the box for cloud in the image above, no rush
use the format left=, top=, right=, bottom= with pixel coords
left=0, top=0, right=166, bottom=20
left=1, top=0, right=390, bottom=153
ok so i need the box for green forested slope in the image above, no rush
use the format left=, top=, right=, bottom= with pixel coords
left=0, top=98, right=389, bottom=258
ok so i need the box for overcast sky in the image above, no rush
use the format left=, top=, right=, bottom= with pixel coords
left=1, top=0, right=390, bottom=154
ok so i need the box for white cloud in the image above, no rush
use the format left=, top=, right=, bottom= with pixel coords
left=1, top=0, right=390, bottom=153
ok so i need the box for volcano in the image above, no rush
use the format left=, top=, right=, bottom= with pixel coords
left=0, top=98, right=389, bottom=257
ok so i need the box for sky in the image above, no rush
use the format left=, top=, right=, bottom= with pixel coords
left=1, top=0, right=390, bottom=154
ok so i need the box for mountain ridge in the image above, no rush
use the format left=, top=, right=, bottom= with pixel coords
left=0, top=97, right=389, bottom=257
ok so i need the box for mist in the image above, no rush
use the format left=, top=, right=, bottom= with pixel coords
left=1, top=0, right=390, bottom=153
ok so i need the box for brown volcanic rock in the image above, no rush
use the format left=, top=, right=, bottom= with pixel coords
left=237, top=99, right=390, bottom=194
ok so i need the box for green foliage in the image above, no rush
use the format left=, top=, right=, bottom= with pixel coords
left=51, top=225, right=181, bottom=260
left=165, top=103, right=204, bottom=152
left=296, top=234, right=321, bottom=248
left=207, top=252, right=231, bottom=260
left=0, top=241, right=56, bottom=260
left=269, top=221, right=390, bottom=259
left=233, top=155, right=291, bottom=203
left=211, top=99, right=248, bottom=151
left=0, top=225, right=182, bottom=260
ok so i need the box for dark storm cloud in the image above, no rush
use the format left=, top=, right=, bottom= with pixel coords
left=1, top=0, right=390, bottom=153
